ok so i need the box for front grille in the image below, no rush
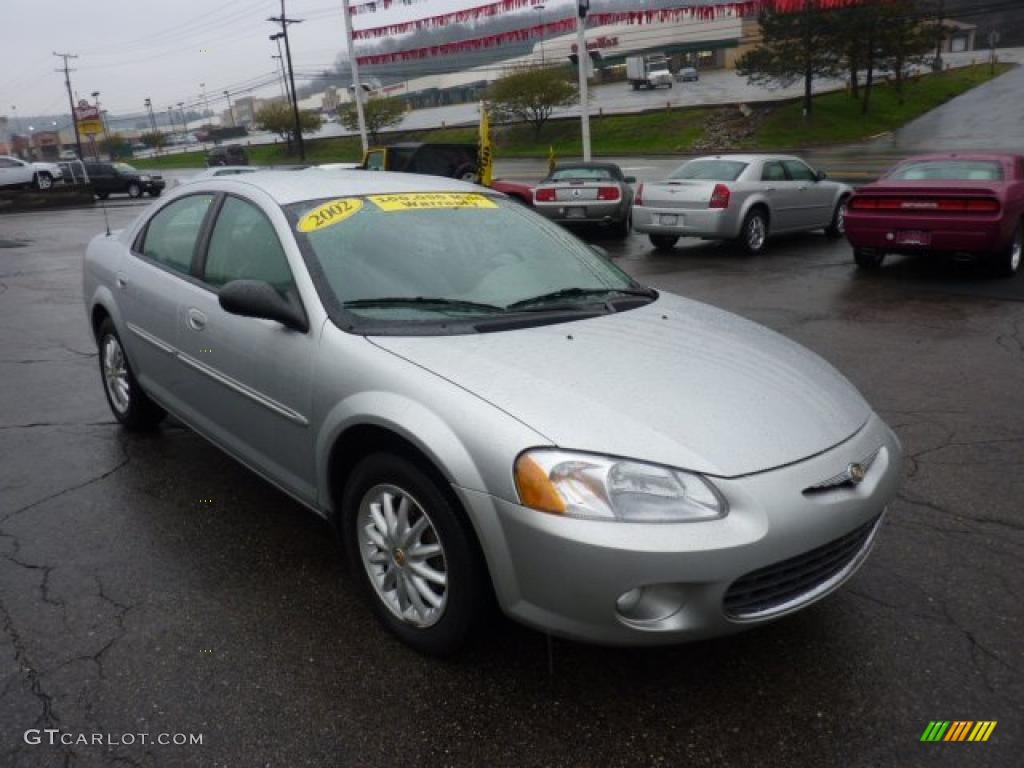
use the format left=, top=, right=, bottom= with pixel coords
left=723, top=515, right=881, bottom=620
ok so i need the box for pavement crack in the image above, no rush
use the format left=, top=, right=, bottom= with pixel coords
left=0, top=595, right=61, bottom=729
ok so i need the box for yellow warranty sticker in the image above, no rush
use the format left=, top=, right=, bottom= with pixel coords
left=298, top=198, right=363, bottom=232
left=367, top=193, right=498, bottom=212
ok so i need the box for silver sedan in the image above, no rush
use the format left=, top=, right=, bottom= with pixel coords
left=532, top=162, right=635, bottom=237
left=633, top=154, right=852, bottom=254
left=83, top=172, right=901, bottom=654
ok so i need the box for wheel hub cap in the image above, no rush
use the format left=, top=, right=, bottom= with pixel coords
left=357, top=484, right=448, bottom=627
left=102, top=336, right=131, bottom=414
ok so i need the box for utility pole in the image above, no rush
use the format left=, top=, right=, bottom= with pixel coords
left=268, top=1, right=305, bottom=161
left=144, top=98, right=157, bottom=133
left=341, top=0, right=368, bottom=153
left=534, top=4, right=546, bottom=66
left=177, top=101, right=187, bottom=133
left=575, top=1, right=591, bottom=161
left=271, top=52, right=290, bottom=102
left=224, top=90, right=236, bottom=127
left=53, top=52, right=83, bottom=161
left=167, top=106, right=175, bottom=134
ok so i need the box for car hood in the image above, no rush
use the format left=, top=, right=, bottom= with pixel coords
left=370, top=293, right=872, bottom=478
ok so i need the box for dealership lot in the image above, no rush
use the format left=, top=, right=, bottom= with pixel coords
left=1, top=202, right=1021, bottom=767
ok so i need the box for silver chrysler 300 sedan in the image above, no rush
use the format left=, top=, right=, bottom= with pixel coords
left=83, top=172, right=902, bottom=655
left=633, top=154, right=852, bottom=254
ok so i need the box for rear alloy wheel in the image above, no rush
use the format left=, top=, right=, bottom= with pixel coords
left=738, top=209, right=768, bottom=254
left=34, top=172, right=53, bottom=190
left=127, top=182, right=143, bottom=199
left=611, top=212, right=632, bottom=239
left=992, top=221, right=1022, bottom=277
left=96, top=318, right=166, bottom=431
left=342, top=453, right=485, bottom=656
left=854, top=248, right=886, bottom=270
left=825, top=198, right=848, bottom=238
left=649, top=234, right=679, bottom=251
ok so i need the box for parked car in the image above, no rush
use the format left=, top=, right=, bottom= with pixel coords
left=59, top=150, right=79, bottom=161
left=677, top=67, right=700, bottom=82
left=361, top=143, right=479, bottom=181
left=207, top=144, right=249, bottom=167
left=844, top=153, right=1024, bottom=276
left=186, top=166, right=260, bottom=182
left=0, top=155, right=63, bottom=190
left=84, top=161, right=165, bottom=199
left=532, top=162, right=635, bottom=236
left=633, top=154, right=851, bottom=254
left=83, top=171, right=902, bottom=655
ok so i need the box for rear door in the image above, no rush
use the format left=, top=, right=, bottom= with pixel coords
left=88, top=163, right=116, bottom=193
left=117, top=193, right=218, bottom=408
left=760, top=160, right=803, bottom=232
left=174, top=193, right=317, bottom=501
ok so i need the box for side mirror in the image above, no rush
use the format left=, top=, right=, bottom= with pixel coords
left=590, top=245, right=609, bottom=259
left=624, top=175, right=637, bottom=184
left=816, top=170, right=828, bottom=181
left=218, top=280, right=308, bottom=333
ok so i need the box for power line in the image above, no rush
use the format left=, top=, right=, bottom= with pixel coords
left=269, top=0, right=307, bottom=160
left=53, top=52, right=83, bottom=160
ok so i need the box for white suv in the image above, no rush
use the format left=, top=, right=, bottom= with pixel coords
left=0, top=155, right=64, bottom=190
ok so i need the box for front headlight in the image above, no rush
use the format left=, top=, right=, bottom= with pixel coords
left=514, top=449, right=726, bottom=523
left=140, top=175, right=151, bottom=181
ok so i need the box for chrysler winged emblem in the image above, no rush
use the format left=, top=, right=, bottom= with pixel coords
left=847, top=463, right=867, bottom=484
left=805, top=449, right=880, bottom=493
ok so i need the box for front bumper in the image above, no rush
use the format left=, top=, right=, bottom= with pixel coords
left=142, top=179, right=166, bottom=192
left=533, top=200, right=626, bottom=225
left=845, top=212, right=1007, bottom=254
left=457, top=412, right=902, bottom=645
left=633, top=204, right=741, bottom=240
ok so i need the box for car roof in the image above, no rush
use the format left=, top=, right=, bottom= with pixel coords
left=893, top=152, right=1023, bottom=163
left=193, top=170, right=485, bottom=204
left=551, top=162, right=622, bottom=171
left=689, top=154, right=804, bottom=163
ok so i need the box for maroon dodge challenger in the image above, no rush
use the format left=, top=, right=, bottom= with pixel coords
left=845, top=153, right=1024, bottom=277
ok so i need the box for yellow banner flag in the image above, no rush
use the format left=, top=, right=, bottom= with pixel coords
left=548, top=145, right=557, bottom=176
left=478, top=102, right=493, bottom=187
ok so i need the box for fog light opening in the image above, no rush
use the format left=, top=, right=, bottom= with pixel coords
left=614, top=584, right=688, bottom=625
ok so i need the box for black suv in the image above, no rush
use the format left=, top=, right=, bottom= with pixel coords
left=85, top=162, right=165, bottom=199
left=206, top=144, right=249, bottom=167
left=361, top=143, right=479, bottom=181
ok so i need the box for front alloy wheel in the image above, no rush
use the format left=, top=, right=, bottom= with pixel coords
left=35, top=173, right=53, bottom=190
left=96, top=318, right=165, bottom=430
left=825, top=198, right=848, bottom=238
left=356, top=484, right=448, bottom=628
left=342, top=453, right=486, bottom=655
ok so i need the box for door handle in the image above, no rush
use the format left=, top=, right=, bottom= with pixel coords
left=797, top=185, right=809, bottom=191
left=187, top=308, right=207, bottom=331
left=116, top=274, right=128, bottom=290
left=765, top=186, right=777, bottom=192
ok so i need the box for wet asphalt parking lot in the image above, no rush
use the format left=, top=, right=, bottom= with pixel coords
left=1, top=196, right=1022, bottom=768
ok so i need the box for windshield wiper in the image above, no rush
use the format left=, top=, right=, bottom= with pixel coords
left=505, top=286, right=656, bottom=310
left=343, top=296, right=506, bottom=313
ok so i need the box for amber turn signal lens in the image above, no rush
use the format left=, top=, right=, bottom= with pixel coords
left=514, top=454, right=567, bottom=514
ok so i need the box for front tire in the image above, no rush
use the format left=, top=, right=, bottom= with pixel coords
left=738, top=208, right=769, bottom=254
left=148, top=189, right=162, bottom=198
left=649, top=234, right=679, bottom=251
left=34, top=172, right=53, bottom=190
left=96, top=319, right=166, bottom=431
left=991, top=221, right=1022, bottom=277
left=341, top=453, right=486, bottom=656
left=825, top=197, right=848, bottom=238
left=127, top=182, right=143, bottom=198
left=854, top=247, right=885, bottom=270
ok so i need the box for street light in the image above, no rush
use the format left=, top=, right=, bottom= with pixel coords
left=200, top=82, right=210, bottom=117
left=575, top=0, right=591, bottom=161
left=534, top=4, right=546, bottom=66
left=11, top=104, right=21, bottom=134
left=269, top=33, right=292, bottom=107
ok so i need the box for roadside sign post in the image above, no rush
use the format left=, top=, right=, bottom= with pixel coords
left=342, top=0, right=369, bottom=154
left=575, top=0, right=591, bottom=162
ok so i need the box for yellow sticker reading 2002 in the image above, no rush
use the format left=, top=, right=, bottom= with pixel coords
left=367, top=193, right=497, bottom=212
left=298, top=198, right=363, bottom=232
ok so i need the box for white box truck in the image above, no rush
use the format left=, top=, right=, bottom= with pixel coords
left=626, top=54, right=674, bottom=90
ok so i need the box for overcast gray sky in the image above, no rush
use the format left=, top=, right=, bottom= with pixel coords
left=1, top=0, right=575, bottom=119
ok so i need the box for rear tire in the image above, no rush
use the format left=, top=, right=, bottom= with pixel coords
left=825, top=197, right=849, bottom=239
left=854, top=248, right=885, bottom=270
left=341, top=453, right=486, bottom=657
left=737, top=208, right=769, bottom=254
left=649, top=234, right=679, bottom=251
left=96, top=318, right=166, bottom=431
left=991, top=221, right=1022, bottom=277
left=610, top=212, right=631, bottom=239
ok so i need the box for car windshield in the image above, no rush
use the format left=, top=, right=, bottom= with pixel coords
left=114, top=163, right=136, bottom=173
left=669, top=159, right=747, bottom=181
left=287, top=193, right=643, bottom=331
left=549, top=167, right=616, bottom=181
left=888, top=160, right=1004, bottom=181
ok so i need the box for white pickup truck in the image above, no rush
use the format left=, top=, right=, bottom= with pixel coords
left=626, top=54, right=674, bottom=90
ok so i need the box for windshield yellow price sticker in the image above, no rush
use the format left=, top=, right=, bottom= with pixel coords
left=367, top=193, right=498, bottom=211
left=298, top=198, right=363, bottom=232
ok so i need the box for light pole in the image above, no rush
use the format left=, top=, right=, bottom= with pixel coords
left=575, top=0, right=591, bottom=161
left=177, top=101, right=187, bottom=133
left=200, top=82, right=210, bottom=117
left=167, top=106, right=175, bottom=134
left=11, top=105, right=21, bottom=134
left=144, top=98, right=157, bottom=133
left=534, top=4, right=546, bottom=66
left=341, top=0, right=368, bottom=154
left=224, top=90, right=236, bottom=127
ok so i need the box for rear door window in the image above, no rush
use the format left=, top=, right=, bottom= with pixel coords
left=761, top=161, right=786, bottom=182
left=140, top=195, right=215, bottom=276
